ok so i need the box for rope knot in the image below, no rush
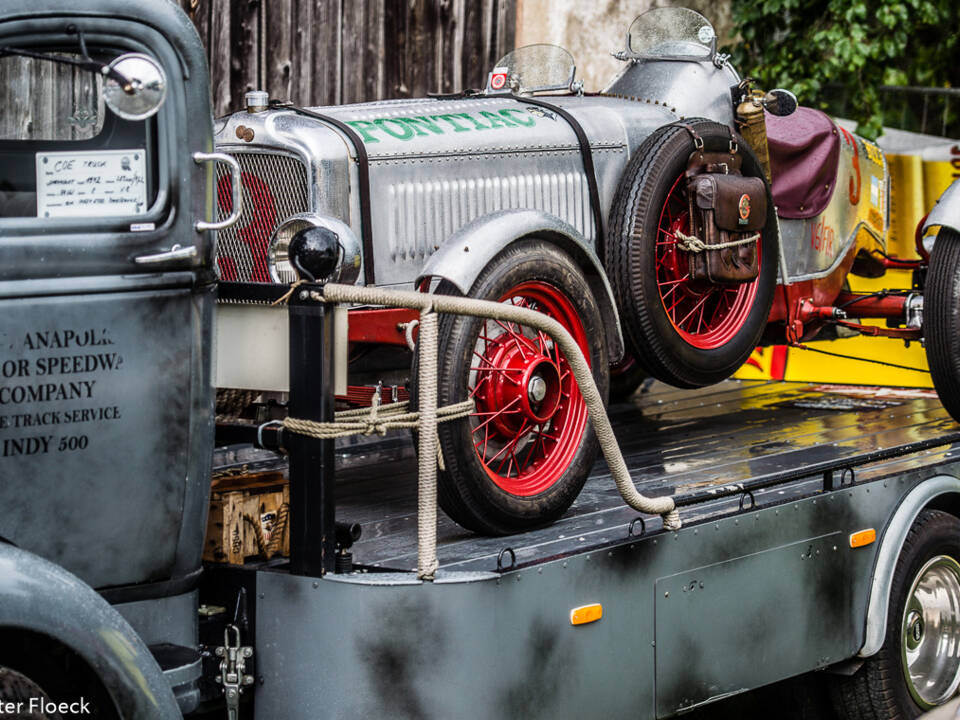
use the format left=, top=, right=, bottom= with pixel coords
left=675, top=230, right=760, bottom=254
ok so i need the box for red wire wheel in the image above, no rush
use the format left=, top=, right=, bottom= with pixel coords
left=430, top=239, right=609, bottom=535
left=468, top=281, right=589, bottom=496
left=607, top=120, right=778, bottom=388
left=655, top=174, right=762, bottom=350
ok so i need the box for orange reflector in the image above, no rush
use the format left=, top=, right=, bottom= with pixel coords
left=570, top=604, right=603, bottom=626
left=850, top=529, right=877, bottom=548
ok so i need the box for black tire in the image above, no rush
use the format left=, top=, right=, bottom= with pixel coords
left=925, top=231, right=960, bottom=422
left=831, top=509, right=960, bottom=719
left=609, top=353, right=647, bottom=402
left=0, top=667, right=61, bottom=720
left=607, top=119, right=778, bottom=388
left=431, top=239, right=609, bottom=535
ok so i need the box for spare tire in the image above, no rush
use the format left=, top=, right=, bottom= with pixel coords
left=607, top=119, right=778, bottom=388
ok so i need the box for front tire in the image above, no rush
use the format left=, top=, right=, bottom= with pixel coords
left=831, top=510, right=960, bottom=719
left=434, top=239, right=609, bottom=535
left=607, top=120, right=778, bottom=388
left=925, top=231, right=960, bottom=423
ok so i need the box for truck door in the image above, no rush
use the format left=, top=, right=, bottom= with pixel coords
left=0, top=10, right=229, bottom=591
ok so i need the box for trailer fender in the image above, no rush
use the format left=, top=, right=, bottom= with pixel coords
left=0, top=543, right=181, bottom=719
left=417, top=208, right=625, bottom=362
left=858, top=474, right=960, bottom=658
left=922, top=178, right=960, bottom=235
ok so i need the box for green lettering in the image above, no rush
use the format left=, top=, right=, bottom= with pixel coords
left=373, top=118, right=416, bottom=140
left=345, top=120, right=381, bottom=143
left=375, top=118, right=416, bottom=140
left=457, top=112, right=490, bottom=130
left=399, top=116, right=446, bottom=136
left=479, top=110, right=512, bottom=128
left=431, top=114, right=472, bottom=132
left=499, top=108, right=536, bottom=127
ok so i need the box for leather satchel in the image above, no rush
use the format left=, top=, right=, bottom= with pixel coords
left=685, top=169, right=767, bottom=284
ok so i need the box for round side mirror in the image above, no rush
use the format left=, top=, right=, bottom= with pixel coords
left=103, top=53, right=167, bottom=121
left=764, top=89, right=798, bottom=117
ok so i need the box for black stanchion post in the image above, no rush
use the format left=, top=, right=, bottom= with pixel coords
left=286, top=226, right=341, bottom=577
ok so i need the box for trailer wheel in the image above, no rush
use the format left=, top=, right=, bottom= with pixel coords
left=607, top=120, right=777, bottom=388
left=925, top=230, right=960, bottom=423
left=832, top=510, right=960, bottom=719
left=431, top=239, right=608, bottom=535
left=0, top=667, right=61, bottom=719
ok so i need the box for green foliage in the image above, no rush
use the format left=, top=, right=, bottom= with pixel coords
left=724, top=0, right=960, bottom=139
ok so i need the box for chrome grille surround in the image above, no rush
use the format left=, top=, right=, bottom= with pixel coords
left=215, top=150, right=310, bottom=283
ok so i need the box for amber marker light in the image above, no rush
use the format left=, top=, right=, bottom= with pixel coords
left=849, top=529, right=877, bottom=548
left=570, top=604, right=603, bottom=626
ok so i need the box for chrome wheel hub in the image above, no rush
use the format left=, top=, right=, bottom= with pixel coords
left=528, top=375, right=547, bottom=404
left=902, top=555, right=960, bottom=709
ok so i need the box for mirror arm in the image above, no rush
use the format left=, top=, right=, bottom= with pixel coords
left=0, top=45, right=134, bottom=94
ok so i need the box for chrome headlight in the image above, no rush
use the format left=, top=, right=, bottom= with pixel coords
left=267, top=213, right=362, bottom=284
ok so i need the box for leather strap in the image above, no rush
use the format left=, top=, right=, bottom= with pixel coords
left=273, top=101, right=376, bottom=286
left=509, top=96, right=607, bottom=262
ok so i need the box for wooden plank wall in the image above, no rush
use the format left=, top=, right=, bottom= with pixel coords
left=178, top=0, right=517, bottom=117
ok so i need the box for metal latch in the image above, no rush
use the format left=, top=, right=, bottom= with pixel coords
left=215, top=624, right=254, bottom=720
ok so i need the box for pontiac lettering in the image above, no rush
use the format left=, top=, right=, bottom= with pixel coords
left=345, top=108, right=537, bottom=144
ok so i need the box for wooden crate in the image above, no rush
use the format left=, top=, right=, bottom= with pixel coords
left=204, top=471, right=290, bottom=565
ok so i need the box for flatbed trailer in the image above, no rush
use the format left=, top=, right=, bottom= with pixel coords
left=206, top=377, right=960, bottom=719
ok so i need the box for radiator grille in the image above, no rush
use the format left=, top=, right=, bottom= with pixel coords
left=215, top=152, right=309, bottom=283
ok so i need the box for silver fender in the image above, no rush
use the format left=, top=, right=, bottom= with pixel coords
left=416, top=209, right=625, bottom=362
left=922, top=178, right=960, bottom=235
left=0, top=543, right=181, bottom=719
left=858, top=474, right=960, bottom=658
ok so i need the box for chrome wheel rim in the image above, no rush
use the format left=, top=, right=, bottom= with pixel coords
left=901, top=555, right=960, bottom=709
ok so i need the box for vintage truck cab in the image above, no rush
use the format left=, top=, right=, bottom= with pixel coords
left=0, top=1, right=235, bottom=716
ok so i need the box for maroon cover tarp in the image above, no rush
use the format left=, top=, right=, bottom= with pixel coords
left=765, top=107, right=841, bottom=219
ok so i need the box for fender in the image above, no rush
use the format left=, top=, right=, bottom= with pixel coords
left=858, top=474, right=960, bottom=658
left=0, top=544, right=181, bottom=719
left=922, top=178, right=960, bottom=235
left=416, top=209, right=625, bottom=362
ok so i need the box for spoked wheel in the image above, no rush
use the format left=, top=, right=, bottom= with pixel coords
left=655, top=177, right=762, bottom=350
left=432, top=239, right=608, bottom=535
left=832, top=510, right=960, bottom=719
left=607, top=120, right=778, bottom=388
left=925, top=230, right=960, bottom=423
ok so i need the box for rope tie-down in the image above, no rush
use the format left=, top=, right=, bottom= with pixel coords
left=674, top=230, right=760, bottom=253
left=279, top=283, right=681, bottom=579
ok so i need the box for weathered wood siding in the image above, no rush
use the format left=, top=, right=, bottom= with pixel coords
left=178, top=0, right=517, bottom=117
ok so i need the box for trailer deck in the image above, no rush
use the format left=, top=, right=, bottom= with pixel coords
left=214, top=378, right=960, bottom=575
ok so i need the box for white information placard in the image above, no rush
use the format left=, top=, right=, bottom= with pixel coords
left=35, top=149, right=147, bottom=218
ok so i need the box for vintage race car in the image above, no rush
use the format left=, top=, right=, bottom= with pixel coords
left=213, top=8, right=955, bottom=535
